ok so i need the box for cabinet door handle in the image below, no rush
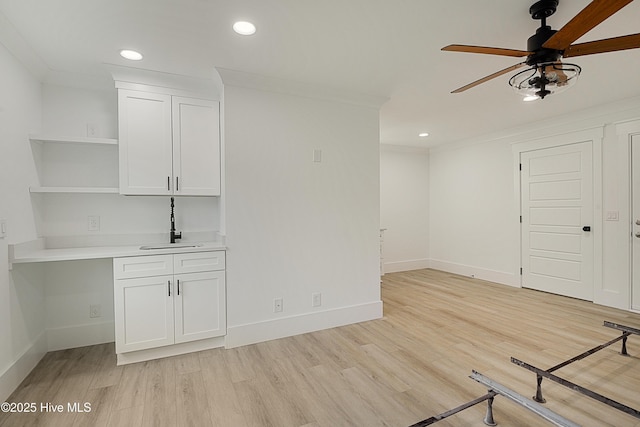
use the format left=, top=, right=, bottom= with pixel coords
left=177, top=279, right=180, bottom=295
left=167, top=176, right=171, bottom=191
left=168, top=280, right=171, bottom=296
left=176, top=176, right=179, bottom=192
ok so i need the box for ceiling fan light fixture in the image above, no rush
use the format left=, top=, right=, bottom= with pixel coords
left=509, top=61, right=581, bottom=99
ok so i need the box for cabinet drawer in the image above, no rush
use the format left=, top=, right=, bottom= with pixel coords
left=174, top=251, right=225, bottom=274
left=114, top=255, right=173, bottom=279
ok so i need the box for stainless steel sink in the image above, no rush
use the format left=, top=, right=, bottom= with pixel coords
left=139, top=243, right=203, bottom=250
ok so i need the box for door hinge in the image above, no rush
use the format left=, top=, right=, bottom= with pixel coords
left=519, top=163, right=522, bottom=171
left=520, top=267, right=523, bottom=275
left=520, top=215, right=522, bottom=223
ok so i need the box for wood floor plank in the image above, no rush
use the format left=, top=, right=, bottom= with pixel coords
left=72, top=386, right=116, bottom=427
left=176, top=371, right=213, bottom=427
left=140, top=357, right=177, bottom=427
left=3, top=268, right=640, bottom=427
left=200, top=351, right=248, bottom=427
left=107, top=405, right=144, bottom=427
left=111, top=361, right=147, bottom=411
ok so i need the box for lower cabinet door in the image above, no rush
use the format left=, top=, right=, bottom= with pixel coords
left=115, top=275, right=175, bottom=353
left=174, top=271, right=226, bottom=344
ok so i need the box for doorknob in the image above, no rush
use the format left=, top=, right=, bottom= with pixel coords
left=582, top=226, right=591, bottom=232
left=636, top=232, right=640, bottom=238
left=636, top=219, right=640, bottom=226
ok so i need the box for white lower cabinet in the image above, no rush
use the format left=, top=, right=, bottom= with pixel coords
left=113, top=251, right=226, bottom=354
left=174, top=270, right=225, bottom=344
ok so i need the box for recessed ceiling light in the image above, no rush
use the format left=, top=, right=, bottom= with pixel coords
left=523, top=95, right=539, bottom=102
left=233, top=21, right=256, bottom=36
left=120, top=49, right=143, bottom=61
left=418, top=132, right=429, bottom=137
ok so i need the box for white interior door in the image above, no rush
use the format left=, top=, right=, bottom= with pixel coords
left=632, top=135, right=640, bottom=310
left=521, top=142, right=594, bottom=300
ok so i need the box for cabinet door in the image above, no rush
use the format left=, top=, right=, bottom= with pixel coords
left=174, top=271, right=226, bottom=343
left=119, top=90, right=173, bottom=195
left=172, top=97, right=221, bottom=196
left=114, top=275, right=175, bottom=353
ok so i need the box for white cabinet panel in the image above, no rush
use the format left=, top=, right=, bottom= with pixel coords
left=114, top=275, right=174, bottom=353
left=172, top=97, right=220, bottom=196
left=174, top=251, right=225, bottom=274
left=113, top=251, right=226, bottom=356
left=174, top=271, right=226, bottom=343
left=113, top=254, right=173, bottom=279
left=118, top=90, right=173, bottom=195
left=118, top=89, right=220, bottom=196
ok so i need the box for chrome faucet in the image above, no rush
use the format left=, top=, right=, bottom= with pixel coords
left=170, top=197, right=182, bottom=243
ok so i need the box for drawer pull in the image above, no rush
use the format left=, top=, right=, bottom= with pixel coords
left=168, top=280, right=171, bottom=296
left=177, top=279, right=180, bottom=295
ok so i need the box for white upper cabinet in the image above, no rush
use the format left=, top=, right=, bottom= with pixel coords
left=172, top=97, right=221, bottom=196
left=118, top=89, right=220, bottom=196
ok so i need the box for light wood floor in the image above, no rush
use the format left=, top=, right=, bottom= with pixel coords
left=2, top=269, right=640, bottom=427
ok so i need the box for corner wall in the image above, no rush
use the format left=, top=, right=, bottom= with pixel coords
left=429, top=137, right=519, bottom=285
left=221, top=77, right=384, bottom=347
left=0, top=42, right=46, bottom=401
left=380, top=145, right=429, bottom=273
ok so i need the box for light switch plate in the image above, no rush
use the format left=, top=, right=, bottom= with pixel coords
left=313, top=149, right=322, bottom=163
left=0, top=218, right=6, bottom=238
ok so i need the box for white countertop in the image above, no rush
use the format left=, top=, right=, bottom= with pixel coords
left=9, top=237, right=226, bottom=267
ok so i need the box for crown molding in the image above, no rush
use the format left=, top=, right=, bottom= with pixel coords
left=215, top=67, right=388, bottom=109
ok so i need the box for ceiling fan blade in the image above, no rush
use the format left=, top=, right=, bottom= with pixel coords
left=564, top=33, right=640, bottom=57
left=543, top=0, right=634, bottom=51
left=442, top=44, right=530, bottom=57
left=451, top=63, right=527, bottom=93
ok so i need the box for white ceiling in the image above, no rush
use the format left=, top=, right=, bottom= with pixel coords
left=1, top=0, right=639, bottom=147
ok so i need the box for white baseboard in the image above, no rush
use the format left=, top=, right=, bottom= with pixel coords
left=225, top=301, right=383, bottom=349
left=428, top=259, right=519, bottom=287
left=383, top=259, right=430, bottom=273
left=47, top=321, right=115, bottom=351
left=0, top=332, right=47, bottom=402
left=116, top=336, right=225, bottom=365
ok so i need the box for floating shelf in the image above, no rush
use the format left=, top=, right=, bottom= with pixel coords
left=30, top=186, right=119, bottom=194
left=29, top=134, right=118, bottom=146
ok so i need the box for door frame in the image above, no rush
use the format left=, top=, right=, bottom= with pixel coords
left=511, top=128, right=603, bottom=299
left=619, top=119, right=640, bottom=312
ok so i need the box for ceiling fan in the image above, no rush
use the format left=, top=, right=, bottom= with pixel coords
left=442, top=0, right=640, bottom=99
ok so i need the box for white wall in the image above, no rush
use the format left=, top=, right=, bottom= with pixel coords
left=380, top=145, right=429, bottom=272
left=429, top=137, right=519, bottom=284
left=222, top=80, right=383, bottom=347
left=0, top=42, right=46, bottom=401
left=427, top=97, right=640, bottom=309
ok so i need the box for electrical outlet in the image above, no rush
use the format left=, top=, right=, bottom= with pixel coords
left=274, top=298, right=283, bottom=313
left=87, top=123, right=99, bottom=137
left=89, top=304, right=102, bottom=318
left=312, top=292, right=322, bottom=307
left=88, top=215, right=100, bottom=231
